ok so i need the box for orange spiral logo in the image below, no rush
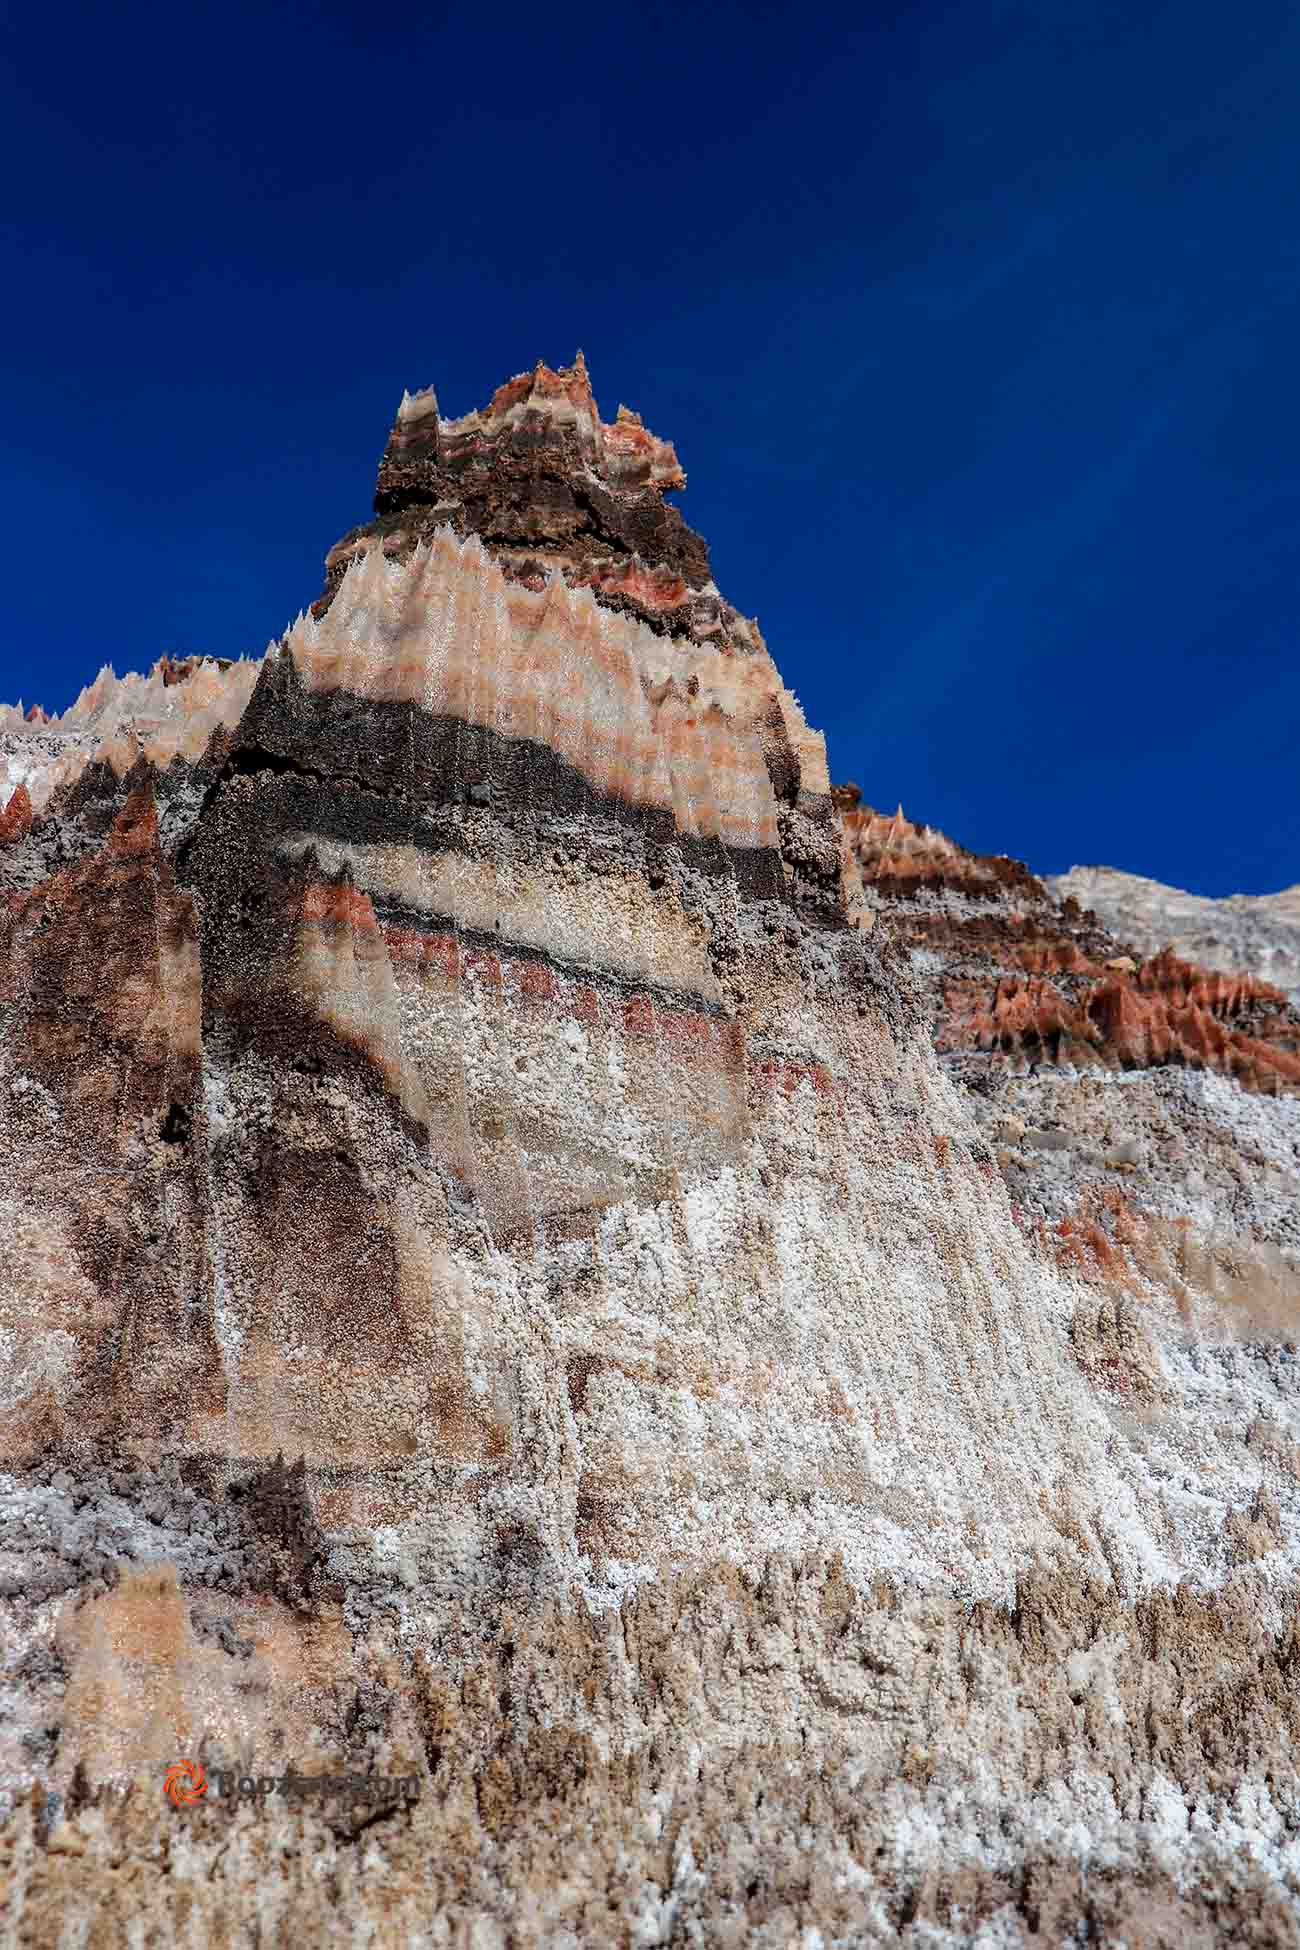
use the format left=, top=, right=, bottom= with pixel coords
left=164, top=1760, right=207, bottom=1806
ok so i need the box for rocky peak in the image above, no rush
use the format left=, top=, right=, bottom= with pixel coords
left=4, top=359, right=1300, bottom=1946
left=316, top=353, right=765, bottom=654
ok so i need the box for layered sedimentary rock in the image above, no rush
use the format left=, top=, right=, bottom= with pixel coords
left=2, top=365, right=1299, bottom=1946
left=841, top=790, right=1300, bottom=1098
left=839, top=785, right=1300, bottom=1368
left=315, top=352, right=768, bottom=655
left=0, top=654, right=260, bottom=913
left=1052, top=862, right=1300, bottom=1006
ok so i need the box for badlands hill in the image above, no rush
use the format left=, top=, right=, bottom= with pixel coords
left=1050, top=864, right=1300, bottom=1009
left=1, top=358, right=1298, bottom=1946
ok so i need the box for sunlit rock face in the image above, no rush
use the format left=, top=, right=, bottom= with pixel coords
left=840, top=792, right=1300, bottom=1097
left=2, top=366, right=1300, bottom=1946
left=0, top=655, right=259, bottom=816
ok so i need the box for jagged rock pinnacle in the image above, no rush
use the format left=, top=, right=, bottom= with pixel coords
left=315, top=353, right=766, bottom=655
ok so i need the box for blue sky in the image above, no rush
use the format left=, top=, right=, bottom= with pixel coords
left=2, top=0, right=1297, bottom=895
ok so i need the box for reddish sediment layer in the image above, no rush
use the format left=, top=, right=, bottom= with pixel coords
left=838, top=787, right=1300, bottom=1095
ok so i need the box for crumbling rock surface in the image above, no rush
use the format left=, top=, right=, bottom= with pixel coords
left=6, top=1560, right=1300, bottom=1945
left=2, top=366, right=1299, bottom=1944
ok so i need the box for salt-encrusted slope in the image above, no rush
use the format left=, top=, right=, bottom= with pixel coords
left=838, top=785, right=1300, bottom=1525
left=2, top=365, right=1299, bottom=1946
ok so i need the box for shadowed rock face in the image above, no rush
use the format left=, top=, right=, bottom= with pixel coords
left=2, top=366, right=1300, bottom=1946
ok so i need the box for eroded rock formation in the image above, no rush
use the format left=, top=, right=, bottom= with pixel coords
left=841, top=789, right=1300, bottom=1098
left=2, top=362, right=1298, bottom=1946
left=1051, top=861, right=1300, bottom=1006
left=839, top=785, right=1300, bottom=1416
left=315, top=352, right=767, bottom=656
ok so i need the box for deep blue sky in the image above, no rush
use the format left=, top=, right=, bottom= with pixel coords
left=2, top=0, right=1297, bottom=895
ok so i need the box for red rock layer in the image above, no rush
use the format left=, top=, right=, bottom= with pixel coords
left=835, top=789, right=1049, bottom=904
left=0, top=785, right=220, bottom=1455
left=1082, top=948, right=1300, bottom=1090
left=941, top=956, right=1300, bottom=1094
left=0, top=784, right=32, bottom=843
left=838, top=789, right=1300, bottom=1096
left=314, top=353, right=766, bottom=654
